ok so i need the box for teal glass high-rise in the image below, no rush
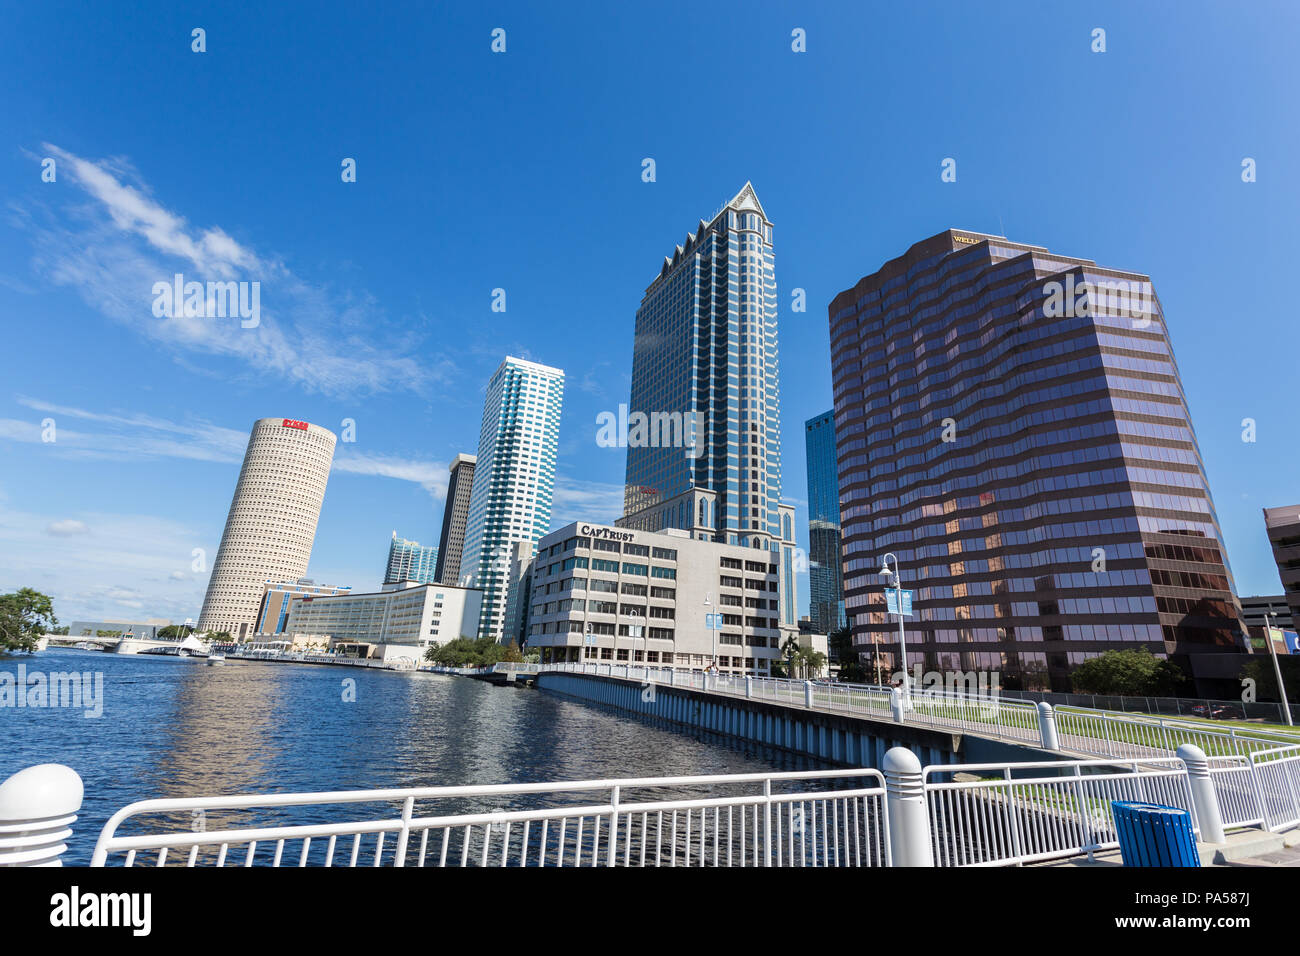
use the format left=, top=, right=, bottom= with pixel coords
left=460, top=355, right=565, bottom=640
left=805, top=410, right=846, bottom=635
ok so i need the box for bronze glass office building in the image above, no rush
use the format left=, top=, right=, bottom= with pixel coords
left=1264, top=505, right=1300, bottom=630
left=829, top=230, right=1245, bottom=693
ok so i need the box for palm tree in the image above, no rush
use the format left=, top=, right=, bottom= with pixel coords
left=800, top=649, right=828, bottom=679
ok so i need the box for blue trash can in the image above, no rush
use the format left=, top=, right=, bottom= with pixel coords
left=1111, top=801, right=1200, bottom=867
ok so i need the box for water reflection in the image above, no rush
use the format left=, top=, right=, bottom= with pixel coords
left=2, top=649, right=830, bottom=864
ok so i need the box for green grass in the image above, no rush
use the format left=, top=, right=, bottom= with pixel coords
left=1054, top=707, right=1300, bottom=751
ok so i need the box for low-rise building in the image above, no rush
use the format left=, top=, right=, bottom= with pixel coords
left=525, top=520, right=795, bottom=674
left=252, top=579, right=352, bottom=637
left=283, top=580, right=484, bottom=663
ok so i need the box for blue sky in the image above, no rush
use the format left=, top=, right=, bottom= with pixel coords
left=1, top=1, right=1296, bottom=625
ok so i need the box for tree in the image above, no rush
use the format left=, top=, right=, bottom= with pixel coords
left=828, top=627, right=867, bottom=682
left=798, top=648, right=828, bottom=679
left=780, top=633, right=801, bottom=677
left=425, top=636, right=519, bottom=668
left=158, top=624, right=196, bottom=640
left=0, top=588, right=58, bottom=652
left=1070, top=648, right=1189, bottom=696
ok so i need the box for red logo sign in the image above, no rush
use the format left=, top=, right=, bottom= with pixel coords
left=282, top=419, right=309, bottom=430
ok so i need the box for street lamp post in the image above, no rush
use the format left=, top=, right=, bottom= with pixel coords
left=879, top=553, right=909, bottom=702
left=629, top=623, right=645, bottom=680
left=1263, top=611, right=1294, bottom=727
left=703, top=593, right=717, bottom=683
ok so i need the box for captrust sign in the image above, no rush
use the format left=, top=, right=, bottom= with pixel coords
left=580, top=525, right=635, bottom=542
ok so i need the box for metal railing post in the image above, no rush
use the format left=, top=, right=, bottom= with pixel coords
left=763, top=777, right=773, bottom=867
left=883, top=748, right=933, bottom=867
left=393, top=795, right=414, bottom=866
left=1177, top=744, right=1225, bottom=844
left=0, top=764, right=83, bottom=867
left=1246, top=751, right=1272, bottom=830
left=1036, top=702, right=1061, bottom=751
left=607, top=786, right=620, bottom=866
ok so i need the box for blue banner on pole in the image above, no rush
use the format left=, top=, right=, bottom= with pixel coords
left=886, top=589, right=913, bottom=617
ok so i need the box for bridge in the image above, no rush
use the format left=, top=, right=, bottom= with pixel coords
left=43, top=633, right=206, bottom=656
left=3, top=662, right=1297, bottom=868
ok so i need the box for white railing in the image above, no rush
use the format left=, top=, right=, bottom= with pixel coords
left=89, top=768, right=888, bottom=868
left=924, top=757, right=1196, bottom=867
left=12, top=739, right=1300, bottom=867
left=1208, top=755, right=1266, bottom=830
left=1052, top=707, right=1290, bottom=760
left=1247, top=744, right=1300, bottom=831
left=530, top=662, right=1299, bottom=761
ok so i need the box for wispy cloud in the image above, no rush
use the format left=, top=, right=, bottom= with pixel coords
left=2, top=397, right=449, bottom=500
left=551, top=475, right=625, bottom=527
left=46, top=519, right=90, bottom=537
left=333, top=452, right=448, bottom=500
left=21, top=144, right=446, bottom=396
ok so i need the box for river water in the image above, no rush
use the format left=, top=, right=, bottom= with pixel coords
left=2, top=648, right=828, bottom=864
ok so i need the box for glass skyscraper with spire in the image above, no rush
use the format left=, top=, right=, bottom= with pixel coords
left=618, top=182, right=797, bottom=635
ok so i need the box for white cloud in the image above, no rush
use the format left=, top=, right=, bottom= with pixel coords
left=46, top=519, right=89, bottom=536
left=22, top=145, right=446, bottom=396
left=551, top=475, right=625, bottom=527
left=333, top=452, right=449, bottom=500
left=2, top=396, right=449, bottom=501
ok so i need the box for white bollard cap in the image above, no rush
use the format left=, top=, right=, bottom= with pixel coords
left=0, top=764, right=84, bottom=820
left=1176, top=742, right=1209, bottom=769
left=882, top=746, right=922, bottom=776
left=1036, top=701, right=1054, bottom=715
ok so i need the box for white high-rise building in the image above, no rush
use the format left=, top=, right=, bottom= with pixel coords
left=460, top=356, right=564, bottom=640
left=197, top=418, right=336, bottom=638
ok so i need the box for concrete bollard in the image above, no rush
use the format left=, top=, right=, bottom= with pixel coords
left=883, top=747, right=934, bottom=867
left=890, top=686, right=905, bottom=724
left=804, top=681, right=815, bottom=708
left=1036, top=701, right=1061, bottom=751
left=669, top=668, right=676, bottom=686
left=745, top=676, right=753, bottom=699
left=0, top=764, right=84, bottom=866
left=1177, top=743, right=1226, bottom=845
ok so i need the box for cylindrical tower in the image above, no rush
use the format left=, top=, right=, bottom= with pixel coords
left=197, top=418, right=336, bottom=638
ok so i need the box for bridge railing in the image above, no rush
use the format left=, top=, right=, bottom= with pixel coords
left=11, top=739, right=1300, bottom=867
left=86, top=767, right=887, bottom=868
left=923, top=756, right=1196, bottom=867
left=532, top=663, right=1298, bottom=761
